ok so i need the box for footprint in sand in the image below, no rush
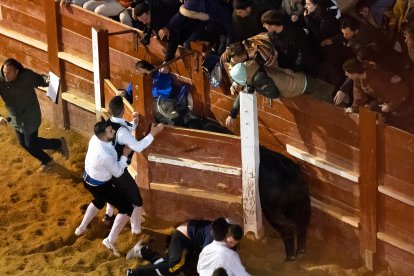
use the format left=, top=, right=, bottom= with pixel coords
left=57, top=218, right=66, bottom=226
left=10, top=193, right=20, bottom=203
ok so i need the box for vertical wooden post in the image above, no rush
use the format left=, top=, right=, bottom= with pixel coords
left=131, top=72, right=153, bottom=190
left=44, top=0, right=67, bottom=128
left=359, top=107, right=378, bottom=271
left=239, top=92, right=263, bottom=238
left=189, top=42, right=206, bottom=116
left=92, top=26, right=110, bottom=121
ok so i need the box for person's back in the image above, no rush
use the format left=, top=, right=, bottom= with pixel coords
left=197, top=219, right=249, bottom=276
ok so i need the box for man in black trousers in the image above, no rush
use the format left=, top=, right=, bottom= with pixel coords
left=0, top=58, right=69, bottom=172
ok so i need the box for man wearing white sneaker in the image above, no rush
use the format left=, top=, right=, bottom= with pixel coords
left=75, top=121, right=134, bottom=257
left=104, top=95, right=164, bottom=234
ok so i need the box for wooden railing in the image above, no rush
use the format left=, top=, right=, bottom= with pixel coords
left=0, top=0, right=414, bottom=273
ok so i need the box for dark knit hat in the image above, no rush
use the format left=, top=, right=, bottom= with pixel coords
left=179, top=0, right=209, bottom=21
left=233, top=0, right=252, bottom=9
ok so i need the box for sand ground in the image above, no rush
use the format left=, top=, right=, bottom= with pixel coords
left=0, top=102, right=386, bottom=276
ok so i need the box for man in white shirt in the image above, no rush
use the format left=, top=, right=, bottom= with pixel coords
left=76, top=121, right=135, bottom=257
left=197, top=218, right=250, bottom=276
left=103, top=95, right=164, bottom=234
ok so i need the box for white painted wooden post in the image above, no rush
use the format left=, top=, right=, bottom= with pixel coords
left=239, top=91, right=263, bottom=238
left=92, top=26, right=110, bottom=121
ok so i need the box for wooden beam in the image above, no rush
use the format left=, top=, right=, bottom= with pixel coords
left=44, top=0, right=67, bottom=129
left=359, top=107, right=378, bottom=271
left=0, top=25, right=47, bottom=51
left=62, top=92, right=95, bottom=113
left=378, top=186, right=414, bottom=208
left=150, top=182, right=242, bottom=204
left=377, top=232, right=414, bottom=255
left=311, top=197, right=360, bottom=228
left=286, top=144, right=359, bottom=182
left=58, top=52, right=93, bottom=72
left=148, top=153, right=241, bottom=176
left=239, top=92, right=263, bottom=238
left=91, top=26, right=110, bottom=121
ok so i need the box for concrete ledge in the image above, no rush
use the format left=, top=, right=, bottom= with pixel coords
left=311, top=196, right=360, bottom=228
left=286, top=144, right=359, bottom=183
left=148, top=153, right=242, bottom=176
left=150, top=182, right=242, bottom=204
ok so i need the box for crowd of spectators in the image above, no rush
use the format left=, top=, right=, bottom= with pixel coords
left=60, top=0, right=414, bottom=129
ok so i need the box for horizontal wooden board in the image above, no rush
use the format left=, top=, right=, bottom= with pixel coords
left=377, top=241, right=414, bottom=276
left=66, top=103, right=96, bottom=136
left=379, top=125, right=414, bottom=186
left=148, top=127, right=241, bottom=167
left=0, top=6, right=46, bottom=42
left=149, top=162, right=242, bottom=195
left=377, top=194, right=414, bottom=242
left=142, top=189, right=243, bottom=226
left=0, top=36, right=49, bottom=73
left=60, top=28, right=92, bottom=61
left=306, top=171, right=360, bottom=213
left=380, top=174, right=414, bottom=203
left=1, top=0, right=45, bottom=19
left=309, top=208, right=360, bottom=261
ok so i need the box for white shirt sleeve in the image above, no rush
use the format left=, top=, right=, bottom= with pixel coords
left=117, top=127, right=154, bottom=153
left=101, top=154, right=128, bottom=178
left=226, top=252, right=250, bottom=276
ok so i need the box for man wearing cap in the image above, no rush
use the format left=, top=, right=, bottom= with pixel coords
left=225, top=60, right=332, bottom=127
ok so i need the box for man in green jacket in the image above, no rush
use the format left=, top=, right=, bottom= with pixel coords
left=0, top=58, right=69, bottom=172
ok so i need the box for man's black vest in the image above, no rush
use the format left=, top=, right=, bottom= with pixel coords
left=107, top=119, right=134, bottom=164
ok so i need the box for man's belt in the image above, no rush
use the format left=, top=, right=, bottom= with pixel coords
left=83, top=171, right=106, bottom=186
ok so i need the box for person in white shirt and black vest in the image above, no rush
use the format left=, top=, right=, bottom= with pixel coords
left=75, top=121, right=135, bottom=257
left=103, top=95, right=164, bottom=234
left=197, top=218, right=250, bottom=276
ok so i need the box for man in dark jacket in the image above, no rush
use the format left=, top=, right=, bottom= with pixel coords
left=0, top=58, right=69, bottom=172
left=125, top=218, right=243, bottom=276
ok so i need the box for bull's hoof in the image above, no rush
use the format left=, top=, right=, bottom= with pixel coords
left=285, top=255, right=296, bottom=262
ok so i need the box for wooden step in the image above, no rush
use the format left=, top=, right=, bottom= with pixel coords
left=311, top=196, right=360, bottom=228
left=150, top=182, right=242, bottom=204
left=377, top=232, right=414, bottom=255
left=287, top=144, right=359, bottom=183
left=148, top=153, right=241, bottom=176
left=62, top=91, right=95, bottom=113
left=58, top=51, right=93, bottom=72
left=378, top=185, right=414, bottom=208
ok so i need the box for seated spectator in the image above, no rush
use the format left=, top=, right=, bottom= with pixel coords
left=342, top=58, right=411, bottom=120
left=225, top=60, right=332, bottom=127
left=83, top=0, right=135, bottom=26
left=356, top=0, right=394, bottom=29
left=389, top=0, right=414, bottom=35
left=132, top=1, right=180, bottom=45
left=197, top=218, right=249, bottom=276
left=261, top=9, right=317, bottom=76
left=232, top=0, right=276, bottom=41
left=125, top=218, right=242, bottom=276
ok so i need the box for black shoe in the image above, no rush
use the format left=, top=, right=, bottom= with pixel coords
left=101, top=214, right=115, bottom=225
left=126, top=269, right=134, bottom=276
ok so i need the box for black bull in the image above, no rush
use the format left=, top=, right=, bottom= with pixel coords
left=259, top=147, right=311, bottom=261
